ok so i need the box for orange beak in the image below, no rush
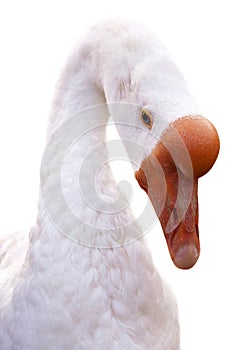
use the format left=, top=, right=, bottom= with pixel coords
left=135, top=116, right=220, bottom=269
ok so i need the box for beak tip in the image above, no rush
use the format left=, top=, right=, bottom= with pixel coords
left=172, top=243, right=200, bottom=270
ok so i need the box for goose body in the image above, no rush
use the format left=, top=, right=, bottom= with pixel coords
left=0, top=20, right=219, bottom=349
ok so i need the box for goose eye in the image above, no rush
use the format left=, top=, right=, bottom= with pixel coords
left=141, top=110, right=153, bottom=129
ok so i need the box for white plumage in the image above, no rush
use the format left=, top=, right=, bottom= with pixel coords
left=0, top=20, right=204, bottom=349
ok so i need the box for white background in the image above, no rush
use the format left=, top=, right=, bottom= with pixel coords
left=0, top=1, right=232, bottom=349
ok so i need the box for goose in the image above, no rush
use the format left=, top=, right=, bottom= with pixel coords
left=0, top=19, right=219, bottom=350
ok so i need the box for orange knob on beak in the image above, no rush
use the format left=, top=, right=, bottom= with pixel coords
left=135, top=116, right=220, bottom=269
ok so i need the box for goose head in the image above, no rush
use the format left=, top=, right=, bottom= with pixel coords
left=102, top=27, right=220, bottom=269
left=110, top=101, right=219, bottom=269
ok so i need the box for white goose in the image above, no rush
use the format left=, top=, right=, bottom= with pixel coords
left=0, top=20, right=219, bottom=350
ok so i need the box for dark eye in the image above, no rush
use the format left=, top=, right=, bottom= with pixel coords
left=140, top=110, right=153, bottom=129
